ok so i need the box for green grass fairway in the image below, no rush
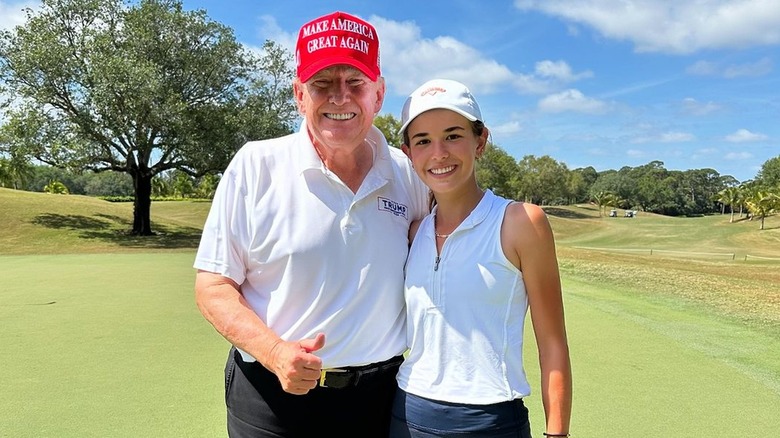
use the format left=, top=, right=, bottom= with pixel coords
left=0, top=253, right=229, bottom=437
left=1, top=188, right=779, bottom=436
left=524, top=277, right=780, bottom=436
left=2, top=254, right=778, bottom=437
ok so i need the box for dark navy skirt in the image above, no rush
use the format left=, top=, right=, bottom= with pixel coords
left=389, top=388, right=532, bottom=437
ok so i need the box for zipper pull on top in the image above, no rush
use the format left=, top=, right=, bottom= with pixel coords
left=434, top=256, right=440, bottom=271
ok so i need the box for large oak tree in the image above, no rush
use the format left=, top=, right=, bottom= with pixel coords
left=0, top=0, right=297, bottom=235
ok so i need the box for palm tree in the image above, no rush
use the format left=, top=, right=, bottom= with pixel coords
left=0, top=159, right=11, bottom=187
left=592, top=191, right=620, bottom=217
left=195, top=174, right=220, bottom=199
left=43, top=180, right=69, bottom=194
left=735, top=186, right=747, bottom=219
left=591, top=191, right=608, bottom=217
left=0, top=155, right=34, bottom=189
left=744, top=189, right=780, bottom=230
left=605, top=192, right=622, bottom=212
left=171, top=171, right=195, bottom=199
left=151, top=176, right=170, bottom=197
left=716, top=186, right=740, bottom=223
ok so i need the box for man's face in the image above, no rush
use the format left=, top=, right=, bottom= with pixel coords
left=294, top=66, right=385, bottom=150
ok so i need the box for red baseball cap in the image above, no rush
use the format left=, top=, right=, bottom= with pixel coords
left=295, top=11, right=381, bottom=83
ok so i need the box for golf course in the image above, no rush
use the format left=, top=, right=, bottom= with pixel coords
left=1, top=187, right=778, bottom=437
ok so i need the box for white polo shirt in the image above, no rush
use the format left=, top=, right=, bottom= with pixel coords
left=194, top=121, right=428, bottom=368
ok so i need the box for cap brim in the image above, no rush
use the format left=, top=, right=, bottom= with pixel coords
left=298, top=57, right=379, bottom=83
left=398, top=105, right=479, bottom=136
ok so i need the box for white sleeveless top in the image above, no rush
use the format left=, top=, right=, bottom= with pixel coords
left=396, top=190, right=531, bottom=404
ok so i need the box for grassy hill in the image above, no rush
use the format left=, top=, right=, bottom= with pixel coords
left=0, top=188, right=209, bottom=255
left=542, top=203, right=780, bottom=335
left=1, top=187, right=778, bottom=332
left=544, top=203, right=780, bottom=259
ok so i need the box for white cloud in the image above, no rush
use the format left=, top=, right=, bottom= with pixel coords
left=510, top=73, right=560, bottom=95
left=687, top=57, right=773, bottom=78
left=659, top=131, right=696, bottom=142
left=257, top=14, right=296, bottom=52
left=725, top=151, right=754, bottom=160
left=686, top=61, right=719, bottom=76
left=244, top=14, right=301, bottom=69
left=724, top=129, right=768, bottom=142
left=514, top=0, right=780, bottom=54
left=723, top=57, right=773, bottom=78
left=559, top=132, right=605, bottom=143
left=0, top=1, right=38, bottom=31
left=370, top=16, right=515, bottom=95
left=490, top=120, right=523, bottom=137
left=534, top=60, right=593, bottom=82
left=631, top=130, right=695, bottom=144
left=680, top=97, right=721, bottom=116
left=587, top=147, right=609, bottom=156
left=509, top=61, right=593, bottom=95
left=691, top=150, right=709, bottom=160
left=626, top=149, right=645, bottom=157
left=370, top=16, right=594, bottom=97
left=538, top=89, right=608, bottom=114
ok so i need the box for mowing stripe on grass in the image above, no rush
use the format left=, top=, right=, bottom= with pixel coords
left=1, top=253, right=229, bottom=438
left=522, top=276, right=779, bottom=437
left=2, top=254, right=779, bottom=437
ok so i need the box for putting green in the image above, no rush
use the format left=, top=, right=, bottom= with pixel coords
left=2, top=254, right=778, bottom=437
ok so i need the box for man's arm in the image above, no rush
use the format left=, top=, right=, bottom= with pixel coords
left=194, top=270, right=325, bottom=394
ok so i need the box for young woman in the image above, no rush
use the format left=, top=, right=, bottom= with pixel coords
left=391, top=79, right=572, bottom=437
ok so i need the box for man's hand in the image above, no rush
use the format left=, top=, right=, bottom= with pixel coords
left=267, top=333, right=326, bottom=395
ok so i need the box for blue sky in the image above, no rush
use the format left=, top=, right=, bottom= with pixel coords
left=2, top=1, right=778, bottom=182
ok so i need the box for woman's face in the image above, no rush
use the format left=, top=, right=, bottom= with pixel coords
left=402, top=109, right=486, bottom=194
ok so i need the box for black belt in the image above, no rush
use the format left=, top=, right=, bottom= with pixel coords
left=319, top=355, right=404, bottom=389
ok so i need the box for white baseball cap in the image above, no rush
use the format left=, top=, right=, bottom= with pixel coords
left=398, top=78, right=482, bottom=135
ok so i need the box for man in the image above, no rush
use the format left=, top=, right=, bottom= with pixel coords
left=194, top=10, right=428, bottom=437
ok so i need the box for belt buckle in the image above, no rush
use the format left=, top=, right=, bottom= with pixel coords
left=319, top=368, right=347, bottom=388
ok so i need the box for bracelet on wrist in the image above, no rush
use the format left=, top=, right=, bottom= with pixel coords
left=543, top=433, right=570, bottom=437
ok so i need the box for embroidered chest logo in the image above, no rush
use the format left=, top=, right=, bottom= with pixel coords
left=378, top=197, right=408, bottom=219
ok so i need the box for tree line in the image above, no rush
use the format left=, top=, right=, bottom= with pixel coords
left=1, top=0, right=778, bottom=235
left=4, top=128, right=778, bottom=227
left=374, top=114, right=780, bottom=223
left=0, top=162, right=216, bottom=199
